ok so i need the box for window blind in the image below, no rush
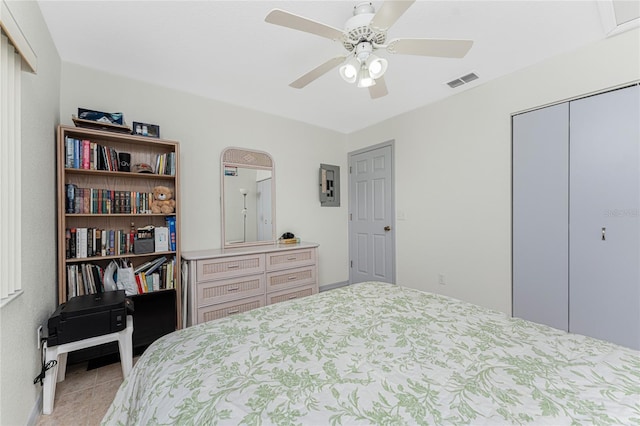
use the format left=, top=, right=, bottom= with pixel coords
left=0, top=0, right=36, bottom=306
left=0, top=31, right=22, bottom=305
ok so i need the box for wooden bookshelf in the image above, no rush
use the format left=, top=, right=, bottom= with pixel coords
left=56, top=124, right=182, bottom=330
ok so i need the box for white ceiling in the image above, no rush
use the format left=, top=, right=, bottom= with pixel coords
left=38, top=1, right=613, bottom=134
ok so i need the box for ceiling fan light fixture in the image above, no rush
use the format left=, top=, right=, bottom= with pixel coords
left=367, top=56, right=388, bottom=79
left=265, top=2, right=475, bottom=98
left=339, top=58, right=360, bottom=83
left=357, top=65, right=376, bottom=88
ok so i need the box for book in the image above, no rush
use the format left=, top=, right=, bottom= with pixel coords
left=76, top=267, right=85, bottom=296
left=73, top=139, right=80, bottom=169
left=91, top=264, right=104, bottom=293
left=83, top=189, right=90, bottom=214
left=109, top=147, right=119, bottom=172
left=165, top=216, right=176, bottom=251
left=160, top=263, right=167, bottom=289
left=150, top=273, right=160, bottom=292
left=134, top=256, right=167, bottom=275
left=69, top=228, right=77, bottom=258
left=100, top=145, right=109, bottom=170
left=134, top=274, right=143, bottom=294
left=87, top=227, right=93, bottom=257
left=82, top=140, right=90, bottom=169
left=278, top=237, right=300, bottom=245
left=108, top=230, right=115, bottom=256
left=65, top=184, right=76, bottom=213
left=90, top=142, right=97, bottom=170
left=77, top=228, right=88, bottom=258
left=95, top=229, right=102, bottom=257
left=67, top=265, right=75, bottom=298
left=65, top=137, right=74, bottom=168
left=101, top=230, right=107, bottom=256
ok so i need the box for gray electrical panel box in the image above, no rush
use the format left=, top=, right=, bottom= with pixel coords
left=319, top=164, right=340, bottom=207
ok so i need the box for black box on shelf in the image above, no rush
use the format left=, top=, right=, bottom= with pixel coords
left=134, top=239, right=154, bottom=254
left=132, top=122, right=160, bottom=138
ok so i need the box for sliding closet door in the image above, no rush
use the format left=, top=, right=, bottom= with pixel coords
left=512, top=103, right=569, bottom=331
left=569, top=85, right=640, bottom=350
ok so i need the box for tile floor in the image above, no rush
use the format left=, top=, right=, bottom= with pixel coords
left=35, top=358, right=136, bottom=426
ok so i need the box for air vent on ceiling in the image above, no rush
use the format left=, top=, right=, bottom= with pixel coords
left=447, top=72, right=479, bottom=89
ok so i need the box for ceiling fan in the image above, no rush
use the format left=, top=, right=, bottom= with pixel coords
left=265, top=0, right=473, bottom=99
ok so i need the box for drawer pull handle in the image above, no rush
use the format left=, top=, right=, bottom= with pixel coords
left=288, top=276, right=297, bottom=280
left=227, top=264, right=239, bottom=269
left=287, top=257, right=297, bottom=261
left=227, top=287, right=239, bottom=292
left=227, top=309, right=239, bottom=315
left=288, top=295, right=297, bottom=300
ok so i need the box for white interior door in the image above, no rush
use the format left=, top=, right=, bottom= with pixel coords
left=349, top=144, right=395, bottom=284
left=569, top=85, right=640, bottom=350
left=512, top=102, right=569, bottom=331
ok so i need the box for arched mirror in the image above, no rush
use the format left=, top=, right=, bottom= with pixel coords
left=221, top=147, right=275, bottom=248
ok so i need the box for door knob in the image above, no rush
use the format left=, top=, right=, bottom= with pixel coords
left=384, top=226, right=391, bottom=231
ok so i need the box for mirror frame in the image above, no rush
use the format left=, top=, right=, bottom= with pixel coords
left=221, top=147, right=276, bottom=249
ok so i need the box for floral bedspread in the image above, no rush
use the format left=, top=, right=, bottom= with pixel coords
left=103, top=281, right=640, bottom=425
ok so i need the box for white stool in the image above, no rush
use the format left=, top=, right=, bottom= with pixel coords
left=42, top=315, right=133, bottom=415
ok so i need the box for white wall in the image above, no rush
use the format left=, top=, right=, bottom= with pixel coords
left=59, top=64, right=350, bottom=287
left=347, top=28, right=640, bottom=314
left=0, top=1, right=61, bottom=425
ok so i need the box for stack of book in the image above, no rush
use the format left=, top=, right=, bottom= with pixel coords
left=66, top=227, right=135, bottom=258
left=64, top=136, right=123, bottom=171
left=64, top=136, right=175, bottom=176
left=65, top=184, right=154, bottom=214
left=155, top=152, right=176, bottom=176
left=133, top=256, right=176, bottom=293
left=278, top=237, right=301, bottom=245
left=66, top=263, right=104, bottom=299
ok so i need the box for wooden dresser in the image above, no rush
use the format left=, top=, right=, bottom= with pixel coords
left=182, top=242, right=318, bottom=326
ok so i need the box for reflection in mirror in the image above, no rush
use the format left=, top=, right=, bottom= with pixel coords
left=221, top=148, right=275, bottom=248
left=223, top=169, right=272, bottom=243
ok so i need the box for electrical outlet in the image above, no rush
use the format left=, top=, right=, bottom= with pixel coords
left=37, top=325, right=43, bottom=349
left=438, top=273, right=446, bottom=285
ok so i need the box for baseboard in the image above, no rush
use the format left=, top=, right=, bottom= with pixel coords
left=319, top=281, right=349, bottom=292
left=27, top=390, right=42, bottom=426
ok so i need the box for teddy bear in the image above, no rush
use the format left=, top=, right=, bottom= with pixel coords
left=150, top=185, right=176, bottom=214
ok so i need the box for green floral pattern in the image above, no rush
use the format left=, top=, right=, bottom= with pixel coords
left=103, top=281, right=640, bottom=425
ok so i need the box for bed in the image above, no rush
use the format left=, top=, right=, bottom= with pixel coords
left=103, top=281, right=640, bottom=425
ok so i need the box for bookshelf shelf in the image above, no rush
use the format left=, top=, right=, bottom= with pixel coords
left=65, top=213, right=172, bottom=217
left=56, top=125, right=182, bottom=332
left=64, top=251, right=177, bottom=264
left=64, top=168, right=176, bottom=180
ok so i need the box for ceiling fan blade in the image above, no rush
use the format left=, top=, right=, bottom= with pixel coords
left=369, top=76, right=389, bottom=99
left=387, top=38, right=473, bottom=58
left=289, top=56, right=347, bottom=89
left=265, top=9, right=344, bottom=41
left=369, top=0, right=416, bottom=32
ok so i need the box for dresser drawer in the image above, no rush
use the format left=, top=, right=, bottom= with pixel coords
left=267, top=284, right=316, bottom=305
left=266, top=248, right=316, bottom=271
left=197, top=295, right=265, bottom=323
left=266, top=265, right=316, bottom=293
left=196, top=274, right=265, bottom=307
left=197, top=254, right=265, bottom=281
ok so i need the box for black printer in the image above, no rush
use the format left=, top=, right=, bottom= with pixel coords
left=47, top=290, right=133, bottom=347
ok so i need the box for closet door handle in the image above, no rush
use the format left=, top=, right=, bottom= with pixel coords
left=602, top=227, right=606, bottom=241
